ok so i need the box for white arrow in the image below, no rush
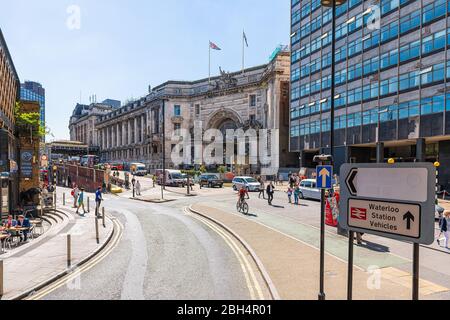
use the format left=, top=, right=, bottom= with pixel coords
left=319, top=168, right=330, bottom=187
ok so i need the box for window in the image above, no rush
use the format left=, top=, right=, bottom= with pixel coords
left=195, top=104, right=200, bottom=116
left=250, top=95, right=257, bottom=107
left=174, top=123, right=181, bottom=131
left=174, top=105, right=181, bottom=116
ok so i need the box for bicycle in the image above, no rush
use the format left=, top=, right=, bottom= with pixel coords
left=236, top=197, right=249, bottom=215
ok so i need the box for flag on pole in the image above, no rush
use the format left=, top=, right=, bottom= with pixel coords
left=209, top=41, right=221, bottom=51
left=243, top=31, right=249, bottom=47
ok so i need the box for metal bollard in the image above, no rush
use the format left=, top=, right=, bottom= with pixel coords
left=0, top=260, right=3, bottom=296
left=54, top=193, right=57, bottom=211
left=102, top=207, right=106, bottom=228
left=95, top=216, right=99, bottom=244
left=67, top=234, right=71, bottom=267
left=88, top=197, right=90, bottom=213
left=63, top=193, right=66, bottom=206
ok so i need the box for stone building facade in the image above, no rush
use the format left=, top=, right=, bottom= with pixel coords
left=69, top=102, right=118, bottom=154
left=87, top=50, right=296, bottom=175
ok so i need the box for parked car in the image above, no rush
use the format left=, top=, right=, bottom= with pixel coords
left=199, top=174, right=223, bottom=188
left=298, top=179, right=321, bottom=200
left=232, top=176, right=260, bottom=192
left=436, top=204, right=444, bottom=220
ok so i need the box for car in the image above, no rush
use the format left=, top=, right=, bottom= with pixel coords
left=199, top=174, right=223, bottom=188
left=232, top=176, right=260, bottom=192
left=298, top=179, right=321, bottom=201
left=436, top=204, right=444, bottom=220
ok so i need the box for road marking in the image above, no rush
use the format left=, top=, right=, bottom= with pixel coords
left=25, top=217, right=124, bottom=300
left=184, top=207, right=265, bottom=300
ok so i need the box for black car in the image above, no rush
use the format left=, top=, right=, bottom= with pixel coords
left=199, top=174, right=223, bottom=188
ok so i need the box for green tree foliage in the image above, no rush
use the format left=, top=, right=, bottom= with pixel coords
left=14, top=101, right=49, bottom=137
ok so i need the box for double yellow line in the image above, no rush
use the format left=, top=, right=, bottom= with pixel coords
left=25, top=217, right=124, bottom=300
left=184, top=207, right=265, bottom=300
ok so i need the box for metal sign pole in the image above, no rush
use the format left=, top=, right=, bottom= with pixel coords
left=412, top=243, right=419, bottom=300
left=347, top=231, right=354, bottom=300
left=319, top=187, right=326, bottom=300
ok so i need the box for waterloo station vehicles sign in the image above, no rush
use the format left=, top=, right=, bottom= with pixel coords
left=340, top=163, right=436, bottom=245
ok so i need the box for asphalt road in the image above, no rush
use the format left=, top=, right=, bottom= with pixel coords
left=40, top=194, right=255, bottom=300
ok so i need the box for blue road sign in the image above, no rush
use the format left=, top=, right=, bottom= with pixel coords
left=316, top=165, right=333, bottom=189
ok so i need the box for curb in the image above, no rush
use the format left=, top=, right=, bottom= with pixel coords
left=6, top=212, right=116, bottom=301
left=188, top=205, right=281, bottom=300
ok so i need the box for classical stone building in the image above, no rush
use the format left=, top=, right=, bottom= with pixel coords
left=69, top=101, right=119, bottom=154
left=91, top=49, right=296, bottom=175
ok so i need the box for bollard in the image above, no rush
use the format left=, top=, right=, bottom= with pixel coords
left=40, top=198, right=44, bottom=217
left=54, top=193, right=57, bottom=211
left=63, top=193, right=66, bottom=206
left=88, top=197, right=90, bottom=213
left=67, top=234, right=71, bottom=267
left=95, top=216, right=99, bottom=244
left=102, top=207, right=106, bottom=228
left=0, top=260, right=3, bottom=296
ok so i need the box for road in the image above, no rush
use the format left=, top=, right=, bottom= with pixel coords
left=31, top=175, right=450, bottom=300
left=37, top=189, right=269, bottom=300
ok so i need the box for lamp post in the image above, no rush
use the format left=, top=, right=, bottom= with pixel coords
left=161, top=99, right=167, bottom=200
left=318, top=0, right=347, bottom=301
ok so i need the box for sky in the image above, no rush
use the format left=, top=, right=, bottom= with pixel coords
left=0, top=0, right=290, bottom=140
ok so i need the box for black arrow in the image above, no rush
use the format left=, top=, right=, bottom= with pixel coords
left=403, top=211, right=415, bottom=230
left=346, top=169, right=358, bottom=196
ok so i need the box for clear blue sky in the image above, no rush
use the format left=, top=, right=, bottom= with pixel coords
left=1, top=0, right=290, bottom=140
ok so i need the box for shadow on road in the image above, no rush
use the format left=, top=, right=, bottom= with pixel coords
left=356, top=240, right=391, bottom=253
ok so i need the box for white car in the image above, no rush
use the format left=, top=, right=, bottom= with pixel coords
left=298, top=179, right=321, bottom=201
left=232, top=176, right=261, bottom=192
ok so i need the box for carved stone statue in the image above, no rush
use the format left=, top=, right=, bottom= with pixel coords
left=213, top=67, right=238, bottom=90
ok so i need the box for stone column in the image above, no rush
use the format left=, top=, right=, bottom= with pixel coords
left=128, top=119, right=132, bottom=145
left=141, top=114, right=145, bottom=143
left=134, top=117, right=138, bottom=144
left=122, top=121, right=127, bottom=146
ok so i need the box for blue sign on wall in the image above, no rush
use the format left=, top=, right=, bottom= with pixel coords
left=316, top=165, right=333, bottom=189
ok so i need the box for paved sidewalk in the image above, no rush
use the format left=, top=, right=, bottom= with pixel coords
left=1, top=190, right=114, bottom=300
left=191, top=204, right=448, bottom=300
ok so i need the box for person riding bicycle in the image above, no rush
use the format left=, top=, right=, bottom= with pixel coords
left=238, top=186, right=249, bottom=206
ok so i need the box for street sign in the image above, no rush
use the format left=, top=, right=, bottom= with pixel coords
left=316, top=165, right=333, bottom=189
left=340, top=163, right=435, bottom=245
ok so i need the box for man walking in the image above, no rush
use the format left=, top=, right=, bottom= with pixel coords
left=135, top=179, right=142, bottom=196
left=72, top=185, right=79, bottom=208
left=258, top=177, right=265, bottom=199
left=266, top=182, right=275, bottom=205
left=95, top=187, right=103, bottom=218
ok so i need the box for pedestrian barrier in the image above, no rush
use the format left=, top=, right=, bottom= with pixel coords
left=102, top=207, right=106, bottom=228
left=67, top=234, right=71, bottom=267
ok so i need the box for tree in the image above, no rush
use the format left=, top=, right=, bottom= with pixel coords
left=14, top=101, right=51, bottom=138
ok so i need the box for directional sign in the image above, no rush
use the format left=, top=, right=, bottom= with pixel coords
left=340, top=163, right=435, bottom=245
left=316, top=165, right=333, bottom=189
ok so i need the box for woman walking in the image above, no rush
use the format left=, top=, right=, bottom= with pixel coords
left=437, top=210, right=450, bottom=249
left=294, top=184, right=300, bottom=205
left=76, top=188, right=87, bottom=216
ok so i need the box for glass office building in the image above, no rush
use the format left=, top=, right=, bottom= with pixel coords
left=290, top=0, right=450, bottom=187
left=20, top=81, right=45, bottom=129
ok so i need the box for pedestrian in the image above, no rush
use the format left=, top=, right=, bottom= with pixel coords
left=258, top=177, right=265, bottom=199
left=152, top=175, right=156, bottom=188
left=95, top=187, right=103, bottom=218
left=136, top=179, right=141, bottom=196
left=287, top=186, right=293, bottom=204
left=266, top=182, right=275, bottom=205
left=437, top=210, right=450, bottom=249
left=76, top=188, right=87, bottom=216
left=71, top=185, right=79, bottom=208
left=294, top=184, right=300, bottom=205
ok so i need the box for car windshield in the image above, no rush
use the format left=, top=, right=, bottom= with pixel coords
left=207, top=175, right=217, bottom=179
left=172, top=173, right=183, bottom=179
left=245, top=178, right=258, bottom=183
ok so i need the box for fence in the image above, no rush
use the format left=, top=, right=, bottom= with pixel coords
left=55, top=165, right=106, bottom=192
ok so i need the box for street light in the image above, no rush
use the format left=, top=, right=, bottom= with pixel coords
left=318, top=0, right=347, bottom=301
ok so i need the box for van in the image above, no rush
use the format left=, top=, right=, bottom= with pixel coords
left=130, top=163, right=147, bottom=176
left=155, top=169, right=185, bottom=187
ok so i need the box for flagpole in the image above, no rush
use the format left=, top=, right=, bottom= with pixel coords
left=242, top=31, right=245, bottom=73
left=209, top=41, right=211, bottom=85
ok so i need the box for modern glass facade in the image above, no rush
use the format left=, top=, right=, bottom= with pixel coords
left=290, top=0, right=450, bottom=184
left=20, top=81, right=45, bottom=129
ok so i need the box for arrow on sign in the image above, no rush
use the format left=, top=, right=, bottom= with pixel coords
left=346, top=169, right=358, bottom=196
left=319, top=168, right=330, bottom=187
left=403, top=211, right=415, bottom=230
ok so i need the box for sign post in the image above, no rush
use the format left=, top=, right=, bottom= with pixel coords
left=340, top=163, right=435, bottom=300
left=314, top=155, right=333, bottom=301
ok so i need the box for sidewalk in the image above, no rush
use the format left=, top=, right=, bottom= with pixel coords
left=1, top=189, right=114, bottom=300
left=191, top=203, right=449, bottom=300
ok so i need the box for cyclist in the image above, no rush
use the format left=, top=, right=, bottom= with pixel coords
left=238, top=186, right=250, bottom=209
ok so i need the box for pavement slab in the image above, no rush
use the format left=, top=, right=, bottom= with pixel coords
left=191, top=203, right=449, bottom=300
